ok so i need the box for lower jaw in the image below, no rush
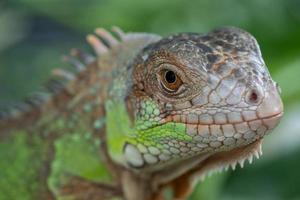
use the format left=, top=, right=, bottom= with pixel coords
left=169, top=113, right=283, bottom=179
left=151, top=138, right=263, bottom=188
left=186, top=138, right=263, bottom=182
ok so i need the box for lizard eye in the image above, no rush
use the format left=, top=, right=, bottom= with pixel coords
left=159, top=70, right=183, bottom=92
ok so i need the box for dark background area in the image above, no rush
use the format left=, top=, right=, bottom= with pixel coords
left=0, top=0, right=300, bottom=199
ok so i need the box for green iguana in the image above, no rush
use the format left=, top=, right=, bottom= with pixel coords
left=0, top=26, right=283, bottom=200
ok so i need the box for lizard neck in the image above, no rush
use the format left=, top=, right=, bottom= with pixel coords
left=106, top=96, right=194, bottom=168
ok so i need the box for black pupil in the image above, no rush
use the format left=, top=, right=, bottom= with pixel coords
left=165, top=71, right=176, bottom=83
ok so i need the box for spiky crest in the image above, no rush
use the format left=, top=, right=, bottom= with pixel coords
left=0, top=27, right=160, bottom=133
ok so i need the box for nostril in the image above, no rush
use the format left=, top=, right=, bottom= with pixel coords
left=249, top=91, right=258, bottom=102
left=246, top=89, right=261, bottom=104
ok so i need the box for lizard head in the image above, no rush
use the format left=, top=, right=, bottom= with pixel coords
left=124, top=27, right=283, bottom=169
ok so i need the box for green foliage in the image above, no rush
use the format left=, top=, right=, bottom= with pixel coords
left=190, top=173, right=228, bottom=200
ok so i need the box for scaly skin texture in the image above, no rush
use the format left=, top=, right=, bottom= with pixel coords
left=0, top=26, right=283, bottom=200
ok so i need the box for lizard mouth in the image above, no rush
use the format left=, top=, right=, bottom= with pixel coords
left=160, top=111, right=283, bottom=148
left=161, top=112, right=283, bottom=182
left=142, top=112, right=282, bottom=171
left=175, top=111, right=281, bottom=162
left=162, top=110, right=283, bottom=127
left=150, top=137, right=265, bottom=187
left=180, top=137, right=264, bottom=183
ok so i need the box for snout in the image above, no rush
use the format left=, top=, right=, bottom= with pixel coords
left=257, top=83, right=284, bottom=130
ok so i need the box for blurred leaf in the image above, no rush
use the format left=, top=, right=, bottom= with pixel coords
left=273, top=58, right=300, bottom=105
left=189, top=173, right=228, bottom=200
left=0, top=9, right=29, bottom=52
left=222, top=143, right=300, bottom=200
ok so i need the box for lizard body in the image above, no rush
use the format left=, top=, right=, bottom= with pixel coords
left=0, top=26, right=283, bottom=200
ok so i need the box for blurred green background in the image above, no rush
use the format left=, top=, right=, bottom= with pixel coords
left=0, top=0, right=300, bottom=199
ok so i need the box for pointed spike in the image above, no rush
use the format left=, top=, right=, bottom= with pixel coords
left=238, top=159, right=245, bottom=168
left=33, top=91, right=51, bottom=102
left=46, top=79, right=66, bottom=94
left=95, top=28, right=119, bottom=46
left=259, top=144, right=263, bottom=156
left=231, top=162, right=237, bottom=170
left=25, top=97, right=38, bottom=106
left=52, top=68, right=75, bottom=80
left=248, top=155, right=253, bottom=164
left=63, top=56, right=85, bottom=71
left=29, top=91, right=51, bottom=105
left=70, top=49, right=95, bottom=64
left=111, top=26, right=125, bottom=40
left=87, top=34, right=108, bottom=55
left=13, top=102, right=31, bottom=113
left=254, top=150, right=260, bottom=159
left=24, top=97, right=41, bottom=108
left=224, top=165, right=229, bottom=171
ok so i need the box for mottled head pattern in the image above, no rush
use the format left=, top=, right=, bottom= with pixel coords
left=124, top=27, right=283, bottom=168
